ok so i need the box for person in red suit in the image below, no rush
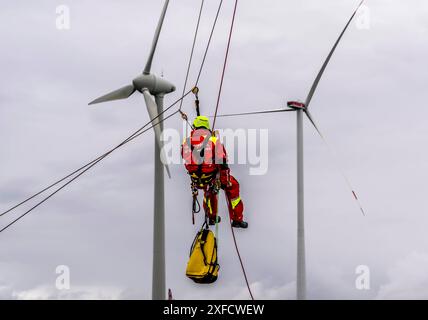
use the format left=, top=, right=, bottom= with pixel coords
left=181, top=116, right=248, bottom=228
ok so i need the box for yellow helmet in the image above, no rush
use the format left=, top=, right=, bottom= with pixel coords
left=193, top=115, right=210, bottom=130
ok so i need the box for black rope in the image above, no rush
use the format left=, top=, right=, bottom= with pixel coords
left=195, top=0, right=223, bottom=86
left=178, top=0, right=223, bottom=126
left=192, top=195, right=201, bottom=215
left=0, top=91, right=192, bottom=218
left=178, top=0, right=205, bottom=111
left=0, top=110, right=180, bottom=234
left=192, top=192, right=201, bottom=225
left=0, top=0, right=224, bottom=223
left=212, top=0, right=238, bottom=131
left=182, top=0, right=223, bottom=121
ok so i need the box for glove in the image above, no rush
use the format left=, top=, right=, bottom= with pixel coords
left=220, top=168, right=232, bottom=188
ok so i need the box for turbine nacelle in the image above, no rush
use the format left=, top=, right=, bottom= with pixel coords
left=88, top=0, right=175, bottom=181
left=132, top=73, right=176, bottom=96
left=287, top=101, right=306, bottom=110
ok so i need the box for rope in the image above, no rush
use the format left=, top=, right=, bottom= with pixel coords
left=0, top=110, right=180, bottom=234
left=178, top=0, right=224, bottom=127
left=178, top=0, right=205, bottom=111
left=205, top=0, right=254, bottom=299
left=0, top=0, right=223, bottom=226
left=0, top=91, right=192, bottom=219
left=0, top=0, right=225, bottom=228
left=213, top=107, right=295, bottom=118
left=179, top=108, right=193, bottom=131
left=215, top=212, right=219, bottom=246
left=179, top=0, right=223, bottom=114
left=229, top=218, right=254, bottom=300
left=192, top=187, right=201, bottom=225
left=195, top=0, right=224, bottom=86
left=212, top=0, right=238, bottom=131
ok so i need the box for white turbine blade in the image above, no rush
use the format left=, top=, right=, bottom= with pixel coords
left=304, top=110, right=366, bottom=216
left=305, top=0, right=365, bottom=108
left=143, top=0, right=170, bottom=75
left=88, top=85, right=135, bottom=105
left=142, top=89, right=171, bottom=178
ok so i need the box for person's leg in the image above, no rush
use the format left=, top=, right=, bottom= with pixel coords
left=203, top=188, right=218, bottom=222
left=224, top=175, right=244, bottom=223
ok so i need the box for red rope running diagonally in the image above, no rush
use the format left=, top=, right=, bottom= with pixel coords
left=211, top=0, right=254, bottom=300
left=211, top=0, right=238, bottom=131
left=229, top=219, right=255, bottom=300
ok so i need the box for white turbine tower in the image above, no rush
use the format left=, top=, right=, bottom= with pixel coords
left=215, top=0, right=366, bottom=300
left=89, top=0, right=175, bottom=300
left=290, top=0, right=365, bottom=299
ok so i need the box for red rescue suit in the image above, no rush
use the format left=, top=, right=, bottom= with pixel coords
left=181, top=128, right=244, bottom=222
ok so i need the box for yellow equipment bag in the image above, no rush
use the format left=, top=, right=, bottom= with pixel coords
left=186, top=224, right=220, bottom=283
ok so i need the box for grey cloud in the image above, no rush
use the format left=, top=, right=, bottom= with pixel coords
left=376, top=252, right=428, bottom=300
left=1, top=0, right=428, bottom=300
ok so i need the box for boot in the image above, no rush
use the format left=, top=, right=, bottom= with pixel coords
left=209, top=216, right=221, bottom=225
left=232, top=220, right=248, bottom=229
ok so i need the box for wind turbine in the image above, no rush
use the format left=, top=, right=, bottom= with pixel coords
left=215, top=0, right=366, bottom=300
left=89, top=0, right=175, bottom=300
left=289, top=0, right=366, bottom=300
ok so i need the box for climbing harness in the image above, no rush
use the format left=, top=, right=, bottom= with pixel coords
left=190, top=173, right=221, bottom=225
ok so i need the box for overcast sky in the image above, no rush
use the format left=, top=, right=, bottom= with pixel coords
left=1, top=0, right=428, bottom=300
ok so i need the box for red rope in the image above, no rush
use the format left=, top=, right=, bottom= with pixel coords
left=211, top=0, right=238, bottom=131
left=225, top=191, right=254, bottom=300
left=229, top=219, right=254, bottom=300
left=211, top=0, right=253, bottom=300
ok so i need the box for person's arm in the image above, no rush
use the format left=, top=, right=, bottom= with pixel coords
left=216, top=140, right=232, bottom=187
